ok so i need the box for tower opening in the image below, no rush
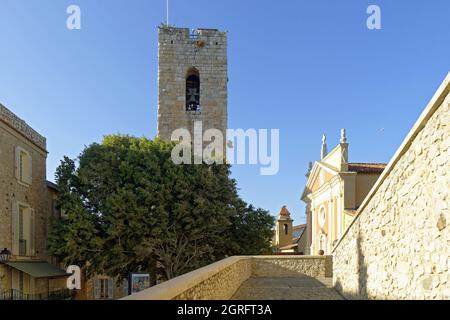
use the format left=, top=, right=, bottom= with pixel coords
left=186, top=68, right=200, bottom=112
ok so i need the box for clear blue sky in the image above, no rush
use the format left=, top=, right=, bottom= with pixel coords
left=1, top=0, right=449, bottom=224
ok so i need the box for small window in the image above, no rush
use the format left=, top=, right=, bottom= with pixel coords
left=186, top=68, right=200, bottom=112
left=95, top=278, right=114, bottom=300
left=283, top=224, right=288, bottom=235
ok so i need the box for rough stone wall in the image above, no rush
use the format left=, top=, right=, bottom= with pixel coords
left=173, top=258, right=252, bottom=300
left=333, top=85, right=450, bottom=300
left=81, top=274, right=128, bottom=300
left=0, top=105, right=51, bottom=295
left=0, top=119, right=49, bottom=261
left=123, top=256, right=334, bottom=300
left=252, top=256, right=333, bottom=278
left=157, top=26, right=228, bottom=142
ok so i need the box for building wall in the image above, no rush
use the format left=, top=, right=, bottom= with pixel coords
left=82, top=275, right=128, bottom=300
left=157, top=26, right=228, bottom=142
left=333, top=76, right=450, bottom=299
left=0, top=105, right=50, bottom=295
left=354, top=174, right=381, bottom=208
left=276, top=218, right=293, bottom=248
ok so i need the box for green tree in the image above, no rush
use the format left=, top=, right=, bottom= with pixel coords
left=48, top=135, right=274, bottom=281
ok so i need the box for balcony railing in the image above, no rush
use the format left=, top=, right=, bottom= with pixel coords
left=0, top=289, right=74, bottom=300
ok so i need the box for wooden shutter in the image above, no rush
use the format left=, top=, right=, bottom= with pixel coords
left=94, top=279, right=100, bottom=300
left=29, top=209, right=36, bottom=256
left=12, top=203, right=19, bottom=255
left=25, top=153, right=32, bottom=185
left=14, top=147, right=20, bottom=180
left=107, top=279, right=114, bottom=299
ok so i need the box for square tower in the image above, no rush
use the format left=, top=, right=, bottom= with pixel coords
left=157, top=26, right=228, bottom=142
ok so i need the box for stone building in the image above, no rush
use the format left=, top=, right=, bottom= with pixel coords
left=157, top=25, right=228, bottom=147
left=274, top=206, right=308, bottom=254
left=301, top=131, right=386, bottom=256
left=0, top=104, right=69, bottom=299
left=274, top=206, right=294, bottom=250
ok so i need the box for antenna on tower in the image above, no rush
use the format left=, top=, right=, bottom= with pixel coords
left=166, top=0, right=169, bottom=26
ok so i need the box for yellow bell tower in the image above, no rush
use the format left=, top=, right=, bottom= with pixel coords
left=275, top=206, right=293, bottom=249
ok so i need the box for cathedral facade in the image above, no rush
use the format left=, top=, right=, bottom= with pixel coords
left=301, top=130, right=386, bottom=255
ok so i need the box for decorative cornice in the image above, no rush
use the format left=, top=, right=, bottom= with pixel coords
left=0, top=104, right=47, bottom=151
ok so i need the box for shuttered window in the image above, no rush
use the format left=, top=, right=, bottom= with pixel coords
left=12, top=203, right=35, bottom=257
left=94, top=278, right=114, bottom=300
left=15, top=146, right=32, bottom=185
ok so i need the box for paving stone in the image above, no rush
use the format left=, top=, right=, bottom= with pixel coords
left=231, top=277, right=344, bottom=300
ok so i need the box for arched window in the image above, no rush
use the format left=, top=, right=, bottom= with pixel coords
left=283, top=224, right=288, bottom=235
left=186, top=68, right=200, bottom=112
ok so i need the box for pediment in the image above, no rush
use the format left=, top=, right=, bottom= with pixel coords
left=302, top=161, right=339, bottom=200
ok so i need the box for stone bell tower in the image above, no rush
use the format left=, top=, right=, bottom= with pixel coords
left=275, top=206, right=294, bottom=249
left=157, top=25, right=228, bottom=142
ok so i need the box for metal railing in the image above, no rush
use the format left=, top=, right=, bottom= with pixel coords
left=0, top=289, right=74, bottom=300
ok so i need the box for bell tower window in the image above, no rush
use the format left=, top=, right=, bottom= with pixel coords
left=186, top=68, right=200, bottom=112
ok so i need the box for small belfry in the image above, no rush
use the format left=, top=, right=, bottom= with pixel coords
left=274, top=206, right=294, bottom=249
left=157, top=25, right=228, bottom=144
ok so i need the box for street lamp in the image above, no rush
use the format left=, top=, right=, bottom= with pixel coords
left=0, top=248, right=11, bottom=264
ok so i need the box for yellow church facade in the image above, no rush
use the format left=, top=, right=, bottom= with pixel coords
left=301, top=130, right=385, bottom=256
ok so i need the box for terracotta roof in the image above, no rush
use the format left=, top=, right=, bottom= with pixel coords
left=279, top=206, right=291, bottom=217
left=348, top=163, right=386, bottom=174
left=293, top=224, right=306, bottom=231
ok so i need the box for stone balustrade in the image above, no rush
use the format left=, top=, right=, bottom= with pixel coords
left=121, top=256, right=332, bottom=300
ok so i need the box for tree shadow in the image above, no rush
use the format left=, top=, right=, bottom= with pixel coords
left=334, top=233, right=368, bottom=300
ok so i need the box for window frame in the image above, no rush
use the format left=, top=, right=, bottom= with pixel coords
left=185, top=67, right=201, bottom=112
left=15, top=146, right=32, bottom=186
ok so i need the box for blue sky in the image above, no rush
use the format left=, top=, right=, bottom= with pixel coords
left=1, top=0, right=449, bottom=224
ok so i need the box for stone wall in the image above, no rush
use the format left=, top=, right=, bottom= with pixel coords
left=174, top=258, right=252, bottom=300
left=332, top=74, right=450, bottom=300
left=157, top=26, right=228, bottom=142
left=122, top=255, right=331, bottom=300
left=0, top=104, right=65, bottom=297
left=252, top=256, right=332, bottom=278
left=0, top=105, right=49, bottom=263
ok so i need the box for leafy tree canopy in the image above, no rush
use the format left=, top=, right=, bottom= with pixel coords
left=48, top=135, right=274, bottom=281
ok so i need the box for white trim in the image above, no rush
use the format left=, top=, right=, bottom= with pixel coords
left=327, top=198, right=332, bottom=253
